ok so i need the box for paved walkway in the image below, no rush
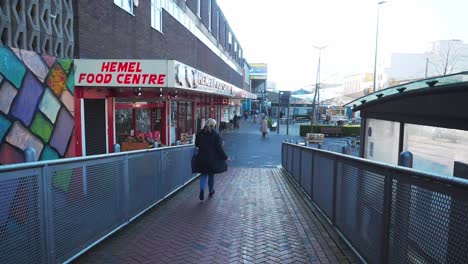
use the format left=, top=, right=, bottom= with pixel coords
left=74, top=167, right=358, bottom=264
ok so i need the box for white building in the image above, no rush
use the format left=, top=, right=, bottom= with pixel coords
left=384, top=40, right=468, bottom=87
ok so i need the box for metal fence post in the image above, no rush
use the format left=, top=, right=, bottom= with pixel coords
left=123, top=154, right=130, bottom=221
left=42, top=165, right=56, bottom=264
left=392, top=151, right=413, bottom=261
left=24, top=147, right=37, bottom=162
left=332, top=155, right=338, bottom=224
left=311, top=150, right=315, bottom=200
left=398, top=151, right=413, bottom=168
left=299, top=147, right=302, bottom=186
left=380, top=169, right=393, bottom=264
left=114, top=144, right=121, bottom=153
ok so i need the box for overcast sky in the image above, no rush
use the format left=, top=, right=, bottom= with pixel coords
left=217, top=0, right=468, bottom=90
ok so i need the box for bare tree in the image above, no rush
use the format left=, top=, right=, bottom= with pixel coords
left=429, top=40, right=468, bottom=76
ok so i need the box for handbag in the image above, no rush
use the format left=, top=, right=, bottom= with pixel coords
left=191, top=148, right=200, bottom=173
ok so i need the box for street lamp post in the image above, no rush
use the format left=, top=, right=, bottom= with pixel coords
left=311, top=45, right=327, bottom=128
left=373, top=1, right=386, bottom=92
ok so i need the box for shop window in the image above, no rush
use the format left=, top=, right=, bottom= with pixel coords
left=403, top=124, right=468, bottom=177
left=187, top=102, right=193, bottom=133
left=136, top=109, right=151, bottom=133
left=179, top=102, right=187, bottom=135
left=364, top=118, right=400, bottom=165
left=116, top=108, right=134, bottom=144
left=114, top=0, right=133, bottom=14
left=151, top=0, right=162, bottom=32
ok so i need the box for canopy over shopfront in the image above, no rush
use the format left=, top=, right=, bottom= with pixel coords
left=73, top=59, right=256, bottom=156
left=346, top=71, right=468, bottom=178
left=74, top=59, right=256, bottom=100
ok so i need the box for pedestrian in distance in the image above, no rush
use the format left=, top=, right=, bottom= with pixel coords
left=193, top=118, right=231, bottom=201
left=261, top=115, right=268, bottom=138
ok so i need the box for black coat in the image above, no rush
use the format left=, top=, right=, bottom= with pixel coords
left=194, top=129, right=228, bottom=174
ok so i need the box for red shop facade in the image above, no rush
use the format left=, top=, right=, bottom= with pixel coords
left=73, top=59, right=256, bottom=156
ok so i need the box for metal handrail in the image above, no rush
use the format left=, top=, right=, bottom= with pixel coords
left=283, top=142, right=468, bottom=188
left=0, top=144, right=195, bottom=173
left=282, top=142, right=468, bottom=264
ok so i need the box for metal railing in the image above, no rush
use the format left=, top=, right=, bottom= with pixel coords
left=282, top=143, right=468, bottom=264
left=0, top=145, right=196, bottom=264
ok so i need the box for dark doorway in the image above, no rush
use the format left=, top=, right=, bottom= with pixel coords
left=84, top=99, right=107, bottom=155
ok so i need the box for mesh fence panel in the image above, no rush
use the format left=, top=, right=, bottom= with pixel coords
left=161, top=148, right=187, bottom=197
left=50, top=158, right=125, bottom=263
left=181, top=147, right=195, bottom=183
left=292, top=147, right=301, bottom=182
left=336, top=160, right=385, bottom=263
left=282, top=143, right=468, bottom=264
left=128, top=152, right=160, bottom=217
left=312, top=153, right=334, bottom=218
left=0, top=170, right=43, bottom=264
left=299, top=149, right=313, bottom=197
left=388, top=176, right=468, bottom=264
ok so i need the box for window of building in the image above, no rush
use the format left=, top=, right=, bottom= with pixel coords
left=151, top=0, right=162, bottom=32
left=208, top=0, right=212, bottom=31
left=216, top=11, right=220, bottom=40
left=403, top=124, right=468, bottom=177
left=114, top=0, right=133, bottom=14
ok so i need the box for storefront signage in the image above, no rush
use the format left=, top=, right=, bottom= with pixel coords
left=74, top=59, right=168, bottom=87
left=173, top=62, right=234, bottom=96
left=249, top=63, right=268, bottom=80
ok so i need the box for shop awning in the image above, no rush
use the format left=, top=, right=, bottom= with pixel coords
left=74, top=59, right=256, bottom=99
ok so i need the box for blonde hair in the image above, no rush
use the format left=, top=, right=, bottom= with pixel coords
left=204, top=118, right=217, bottom=131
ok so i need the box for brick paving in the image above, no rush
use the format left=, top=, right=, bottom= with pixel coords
left=74, top=167, right=357, bottom=264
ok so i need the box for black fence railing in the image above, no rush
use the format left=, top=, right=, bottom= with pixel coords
left=282, top=143, right=468, bottom=264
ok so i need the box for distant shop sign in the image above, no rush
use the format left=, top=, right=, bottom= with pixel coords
left=74, top=59, right=168, bottom=87
left=249, top=63, right=267, bottom=80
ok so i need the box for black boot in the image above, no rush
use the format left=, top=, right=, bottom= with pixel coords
left=209, top=190, right=216, bottom=198
left=199, top=190, right=204, bottom=200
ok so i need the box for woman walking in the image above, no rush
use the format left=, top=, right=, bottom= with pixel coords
left=194, top=118, right=230, bottom=200
left=261, top=115, right=268, bottom=138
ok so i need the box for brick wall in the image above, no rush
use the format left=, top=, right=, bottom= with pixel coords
left=75, top=0, right=242, bottom=87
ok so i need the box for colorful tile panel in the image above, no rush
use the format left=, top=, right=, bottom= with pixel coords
left=31, top=113, right=53, bottom=142
left=6, top=122, right=44, bottom=161
left=47, top=64, right=67, bottom=97
left=13, top=49, right=49, bottom=83
left=60, top=90, right=74, bottom=116
left=0, top=47, right=75, bottom=165
left=0, top=115, right=11, bottom=142
left=0, top=81, right=18, bottom=114
left=0, top=46, right=27, bottom=89
left=50, top=108, right=74, bottom=156
left=0, top=143, right=24, bottom=164
left=41, top=145, right=59, bottom=161
left=11, top=73, right=44, bottom=126
left=39, top=88, right=61, bottom=123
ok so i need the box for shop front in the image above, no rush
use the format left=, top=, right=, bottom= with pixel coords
left=73, top=59, right=256, bottom=156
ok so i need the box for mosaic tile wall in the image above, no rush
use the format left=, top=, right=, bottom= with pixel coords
left=0, top=45, right=75, bottom=165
